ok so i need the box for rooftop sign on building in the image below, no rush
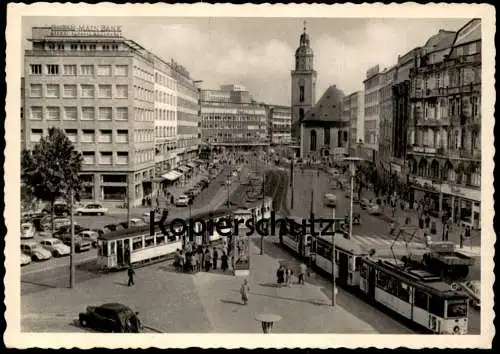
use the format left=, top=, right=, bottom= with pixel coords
left=48, top=24, right=123, bottom=37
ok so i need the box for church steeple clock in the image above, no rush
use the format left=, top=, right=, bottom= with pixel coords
left=291, top=21, right=317, bottom=140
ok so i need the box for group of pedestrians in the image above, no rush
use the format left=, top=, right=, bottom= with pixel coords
left=173, top=242, right=230, bottom=273
left=276, top=263, right=307, bottom=287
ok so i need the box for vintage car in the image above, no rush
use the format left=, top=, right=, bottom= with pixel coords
left=367, top=203, right=381, bottom=215
left=75, top=204, right=108, bottom=216
left=59, top=234, right=92, bottom=253
left=39, top=238, right=71, bottom=257
left=175, top=195, right=190, bottom=207
left=323, top=193, right=337, bottom=208
left=21, top=241, right=52, bottom=261
left=78, top=230, right=100, bottom=247
left=21, top=222, right=36, bottom=239
left=21, top=252, right=32, bottom=266
left=79, top=303, right=143, bottom=333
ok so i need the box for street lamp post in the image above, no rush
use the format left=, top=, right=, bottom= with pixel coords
left=290, top=159, right=294, bottom=209
left=69, top=189, right=76, bottom=289
left=331, top=202, right=336, bottom=307
left=344, top=157, right=364, bottom=240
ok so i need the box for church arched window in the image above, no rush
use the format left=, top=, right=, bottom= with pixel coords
left=324, top=128, right=330, bottom=146
left=299, top=86, right=305, bottom=102
left=310, top=130, right=317, bottom=151
left=299, top=108, right=304, bottom=120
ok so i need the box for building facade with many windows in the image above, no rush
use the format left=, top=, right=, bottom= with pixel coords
left=200, top=85, right=268, bottom=151
left=265, top=104, right=292, bottom=146
left=153, top=56, right=178, bottom=176
left=406, top=19, right=481, bottom=228
left=363, top=65, right=382, bottom=157
left=378, top=65, right=397, bottom=177
left=342, top=90, right=364, bottom=153
left=170, top=60, right=200, bottom=164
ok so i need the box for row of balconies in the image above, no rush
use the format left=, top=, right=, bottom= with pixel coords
left=413, top=114, right=481, bottom=127
left=407, top=146, right=481, bottom=160
left=409, top=53, right=481, bottom=75
left=411, top=83, right=481, bottom=100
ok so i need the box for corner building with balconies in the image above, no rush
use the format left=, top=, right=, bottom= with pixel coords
left=406, top=19, right=481, bottom=228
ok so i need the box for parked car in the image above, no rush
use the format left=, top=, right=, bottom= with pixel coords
left=21, top=241, right=52, bottom=261
left=360, top=198, right=371, bottom=210
left=323, top=193, right=337, bottom=208
left=42, top=202, right=70, bottom=216
left=21, top=222, right=36, bottom=239
left=175, top=195, right=190, bottom=207
left=21, top=252, right=32, bottom=266
left=79, top=303, right=143, bottom=333
left=142, top=212, right=162, bottom=224
left=367, top=203, right=381, bottom=215
left=59, top=234, right=92, bottom=253
left=75, top=204, right=108, bottom=216
left=78, top=230, right=100, bottom=247
left=129, top=218, right=147, bottom=227
left=53, top=224, right=87, bottom=239
left=40, top=238, right=71, bottom=257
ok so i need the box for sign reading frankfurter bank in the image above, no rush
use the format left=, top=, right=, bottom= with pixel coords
left=49, top=25, right=122, bottom=37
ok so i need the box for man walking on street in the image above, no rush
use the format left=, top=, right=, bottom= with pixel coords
left=127, top=266, right=135, bottom=286
left=298, top=263, right=307, bottom=285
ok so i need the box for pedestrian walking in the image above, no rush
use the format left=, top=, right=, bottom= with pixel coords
left=298, top=263, right=306, bottom=285
left=425, top=214, right=431, bottom=229
left=204, top=249, right=211, bottom=272
left=240, top=279, right=250, bottom=305
left=276, top=265, right=285, bottom=287
left=213, top=248, right=219, bottom=270
left=221, top=251, right=228, bottom=272
left=127, top=266, right=135, bottom=286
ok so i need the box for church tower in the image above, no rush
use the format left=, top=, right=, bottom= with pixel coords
left=291, top=22, right=317, bottom=140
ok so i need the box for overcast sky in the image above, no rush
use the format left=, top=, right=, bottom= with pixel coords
left=22, top=17, right=469, bottom=106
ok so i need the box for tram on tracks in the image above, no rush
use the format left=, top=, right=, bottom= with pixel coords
left=359, top=257, right=470, bottom=334
left=97, top=207, right=236, bottom=271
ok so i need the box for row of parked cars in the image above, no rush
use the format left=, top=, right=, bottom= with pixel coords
left=175, top=177, right=211, bottom=207
left=39, top=202, right=109, bottom=216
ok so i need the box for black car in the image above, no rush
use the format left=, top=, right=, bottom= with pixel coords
left=79, top=303, right=143, bottom=333
left=53, top=224, right=88, bottom=238
left=42, top=203, right=70, bottom=217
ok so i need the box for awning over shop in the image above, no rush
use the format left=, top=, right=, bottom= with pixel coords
left=176, top=165, right=191, bottom=173
left=162, top=171, right=182, bottom=181
left=186, top=162, right=198, bottom=169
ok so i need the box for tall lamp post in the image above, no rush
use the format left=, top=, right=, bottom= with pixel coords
left=290, top=159, right=294, bottom=209
left=344, top=157, right=364, bottom=240
left=331, top=201, right=337, bottom=307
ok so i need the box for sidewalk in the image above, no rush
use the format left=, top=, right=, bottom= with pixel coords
left=360, top=187, right=481, bottom=250
left=21, top=235, right=380, bottom=333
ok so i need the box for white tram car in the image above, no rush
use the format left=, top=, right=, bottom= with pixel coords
left=359, top=257, right=469, bottom=334
left=97, top=207, right=236, bottom=271
left=313, top=234, right=368, bottom=287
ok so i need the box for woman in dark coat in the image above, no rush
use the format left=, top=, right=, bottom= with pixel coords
left=277, top=265, right=285, bottom=287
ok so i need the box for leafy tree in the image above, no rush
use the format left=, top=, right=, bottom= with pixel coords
left=21, top=127, right=83, bottom=234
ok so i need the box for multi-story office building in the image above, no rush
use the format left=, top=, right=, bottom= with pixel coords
left=170, top=59, right=200, bottom=164
left=153, top=56, right=178, bottom=176
left=23, top=25, right=156, bottom=207
left=378, top=65, right=397, bottom=177
left=200, top=85, right=268, bottom=152
left=407, top=19, right=481, bottom=228
left=265, top=105, right=292, bottom=146
left=23, top=25, right=199, bottom=206
left=342, top=91, right=364, bottom=153
left=363, top=65, right=382, bottom=161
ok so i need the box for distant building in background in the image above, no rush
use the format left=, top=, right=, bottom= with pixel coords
left=363, top=65, right=382, bottom=162
left=407, top=19, right=481, bottom=228
left=300, top=85, right=347, bottom=160
left=265, top=104, right=292, bottom=146
left=291, top=25, right=317, bottom=141
left=342, top=90, right=364, bottom=154
left=200, top=85, right=268, bottom=152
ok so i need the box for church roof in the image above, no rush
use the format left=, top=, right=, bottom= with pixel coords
left=302, top=85, right=345, bottom=123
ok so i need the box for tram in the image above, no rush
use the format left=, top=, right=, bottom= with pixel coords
left=279, top=216, right=313, bottom=258
left=97, top=207, right=236, bottom=271
left=314, top=234, right=368, bottom=287
left=359, top=257, right=469, bottom=334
